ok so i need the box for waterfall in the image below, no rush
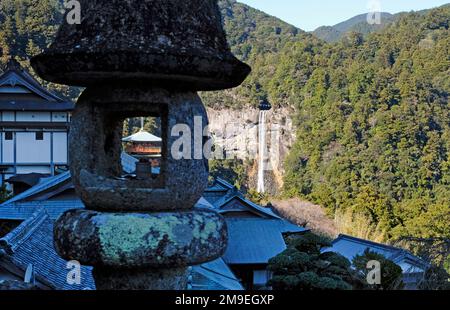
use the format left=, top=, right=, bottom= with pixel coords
left=257, top=110, right=267, bottom=193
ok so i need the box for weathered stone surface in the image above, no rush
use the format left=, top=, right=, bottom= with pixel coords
left=31, top=0, right=250, bottom=90
left=54, top=209, right=228, bottom=267
left=93, top=267, right=188, bottom=290
left=69, top=86, right=209, bottom=211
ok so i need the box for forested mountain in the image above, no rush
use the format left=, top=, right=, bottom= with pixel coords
left=312, top=4, right=450, bottom=43
left=282, top=7, right=450, bottom=242
left=313, top=12, right=396, bottom=42
left=0, top=0, right=449, bottom=247
left=202, top=0, right=321, bottom=109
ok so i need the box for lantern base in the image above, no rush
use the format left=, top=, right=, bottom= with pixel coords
left=53, top=209, right=228, bottom=268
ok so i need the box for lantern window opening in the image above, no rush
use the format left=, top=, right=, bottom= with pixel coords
left=120, top=112, right=166, bottom=184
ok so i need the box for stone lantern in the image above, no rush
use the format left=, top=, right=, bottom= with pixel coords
left=31, top=0, right=250, bottom=290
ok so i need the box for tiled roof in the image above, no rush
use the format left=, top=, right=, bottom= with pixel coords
left=0, top=208, right=95, bottom=290
left=196, top=197, right=214, bottom=209
left=3, top=171, right=72, bottom=205
left=6, top=173, right=50, bottom=187
left=0, top=200, right=84, bottom=221
left=223, top=218, right=308, bottom=265
left=122, top=130, right=162, bottom=143
left=0, top=172, right=307, bottom=286
left=0, top=59, right=73, bottom=107
left=190, top=258, right=244, bottom=290
left=324, top=234, right=429, bottom=273
left=203, top=178, right=236, bottom=205
left=213, top=192, right=281, bottom=219
left=205, top=178, right=235, bottom=192
left=0, top=101, right=74, bottom=111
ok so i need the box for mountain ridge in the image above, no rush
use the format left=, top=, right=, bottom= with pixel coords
left=311, top=3, right=450, bottom=42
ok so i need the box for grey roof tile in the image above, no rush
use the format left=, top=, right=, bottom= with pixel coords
left=0, top=200, right=84, bottom=220
left=190, top=258, right=244, bottom=290
left=3, top=171, right=72, bottom=205
left=0, top=208, right=95, bottom=290
left=324, top=234, right=429, bottom=273
left=223, top=218, right=308, bottom=265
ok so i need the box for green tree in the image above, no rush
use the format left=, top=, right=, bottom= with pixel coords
left=352, top=249, right=404, bottom=290
left=209, top=159, right=249, bottom=192
left=268, top=233, right=365, bottom=290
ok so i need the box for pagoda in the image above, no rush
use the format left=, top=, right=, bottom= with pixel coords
left=122, top=120, right=162, bottom=158
left=122, top=120, right=162, bottom=179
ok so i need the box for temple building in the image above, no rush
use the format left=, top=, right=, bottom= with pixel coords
left=0, top=60, right=73, bottom=193
left=203, top=178, right=308, bottom=289
left=122, top=127, right=162, bottom=178
left=123, top=129, right=162, bottom=158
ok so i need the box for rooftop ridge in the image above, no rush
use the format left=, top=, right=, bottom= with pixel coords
left=0, top=208, right=48, bottom=254
left=215, top=177, right=235, bottom=190
left=2, top=171, right=72, bottom=205
left=216, top=193, right=281, bottom=219
left=0, top=59, right=73, bottom=104
left=334, top=234, right=407, bottom=255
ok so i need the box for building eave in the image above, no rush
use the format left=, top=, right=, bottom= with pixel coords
left=0, top=122, right=70, bottom=130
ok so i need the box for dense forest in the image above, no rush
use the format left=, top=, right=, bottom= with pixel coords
left=281, top=7, right=450, bottom=245
left=0, top=0, right=449, bottom=259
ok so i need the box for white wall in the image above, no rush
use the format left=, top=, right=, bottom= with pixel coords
left=1, top=112, right=70, bottom=122
left=16, top=132, right=51, bottom=163
left=16, top=112, right=51, bottom=122
left=0, top=110, right=70, bottom=182
left=51, top=112, right=69, bottom=123
left=2, top=133, right=14, bottom=163
left=1, top=112, right=15, bottom=122
left=1, top=131, right=68, bottom=164
left=52, top=132, right=68, bottom=163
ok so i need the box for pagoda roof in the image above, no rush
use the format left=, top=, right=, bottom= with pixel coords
left=0, top=59, right=74, bottom=111
left=122, top=130, right=162, bottom=143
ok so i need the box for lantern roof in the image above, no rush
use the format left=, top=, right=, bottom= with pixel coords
left=122, top=130, right=162, bottom=143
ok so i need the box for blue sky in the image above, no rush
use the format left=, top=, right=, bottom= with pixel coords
left=238, top=0, right=450, bottom=31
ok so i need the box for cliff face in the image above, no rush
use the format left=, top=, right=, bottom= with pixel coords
left=207, top=107, right=296, bottom=194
